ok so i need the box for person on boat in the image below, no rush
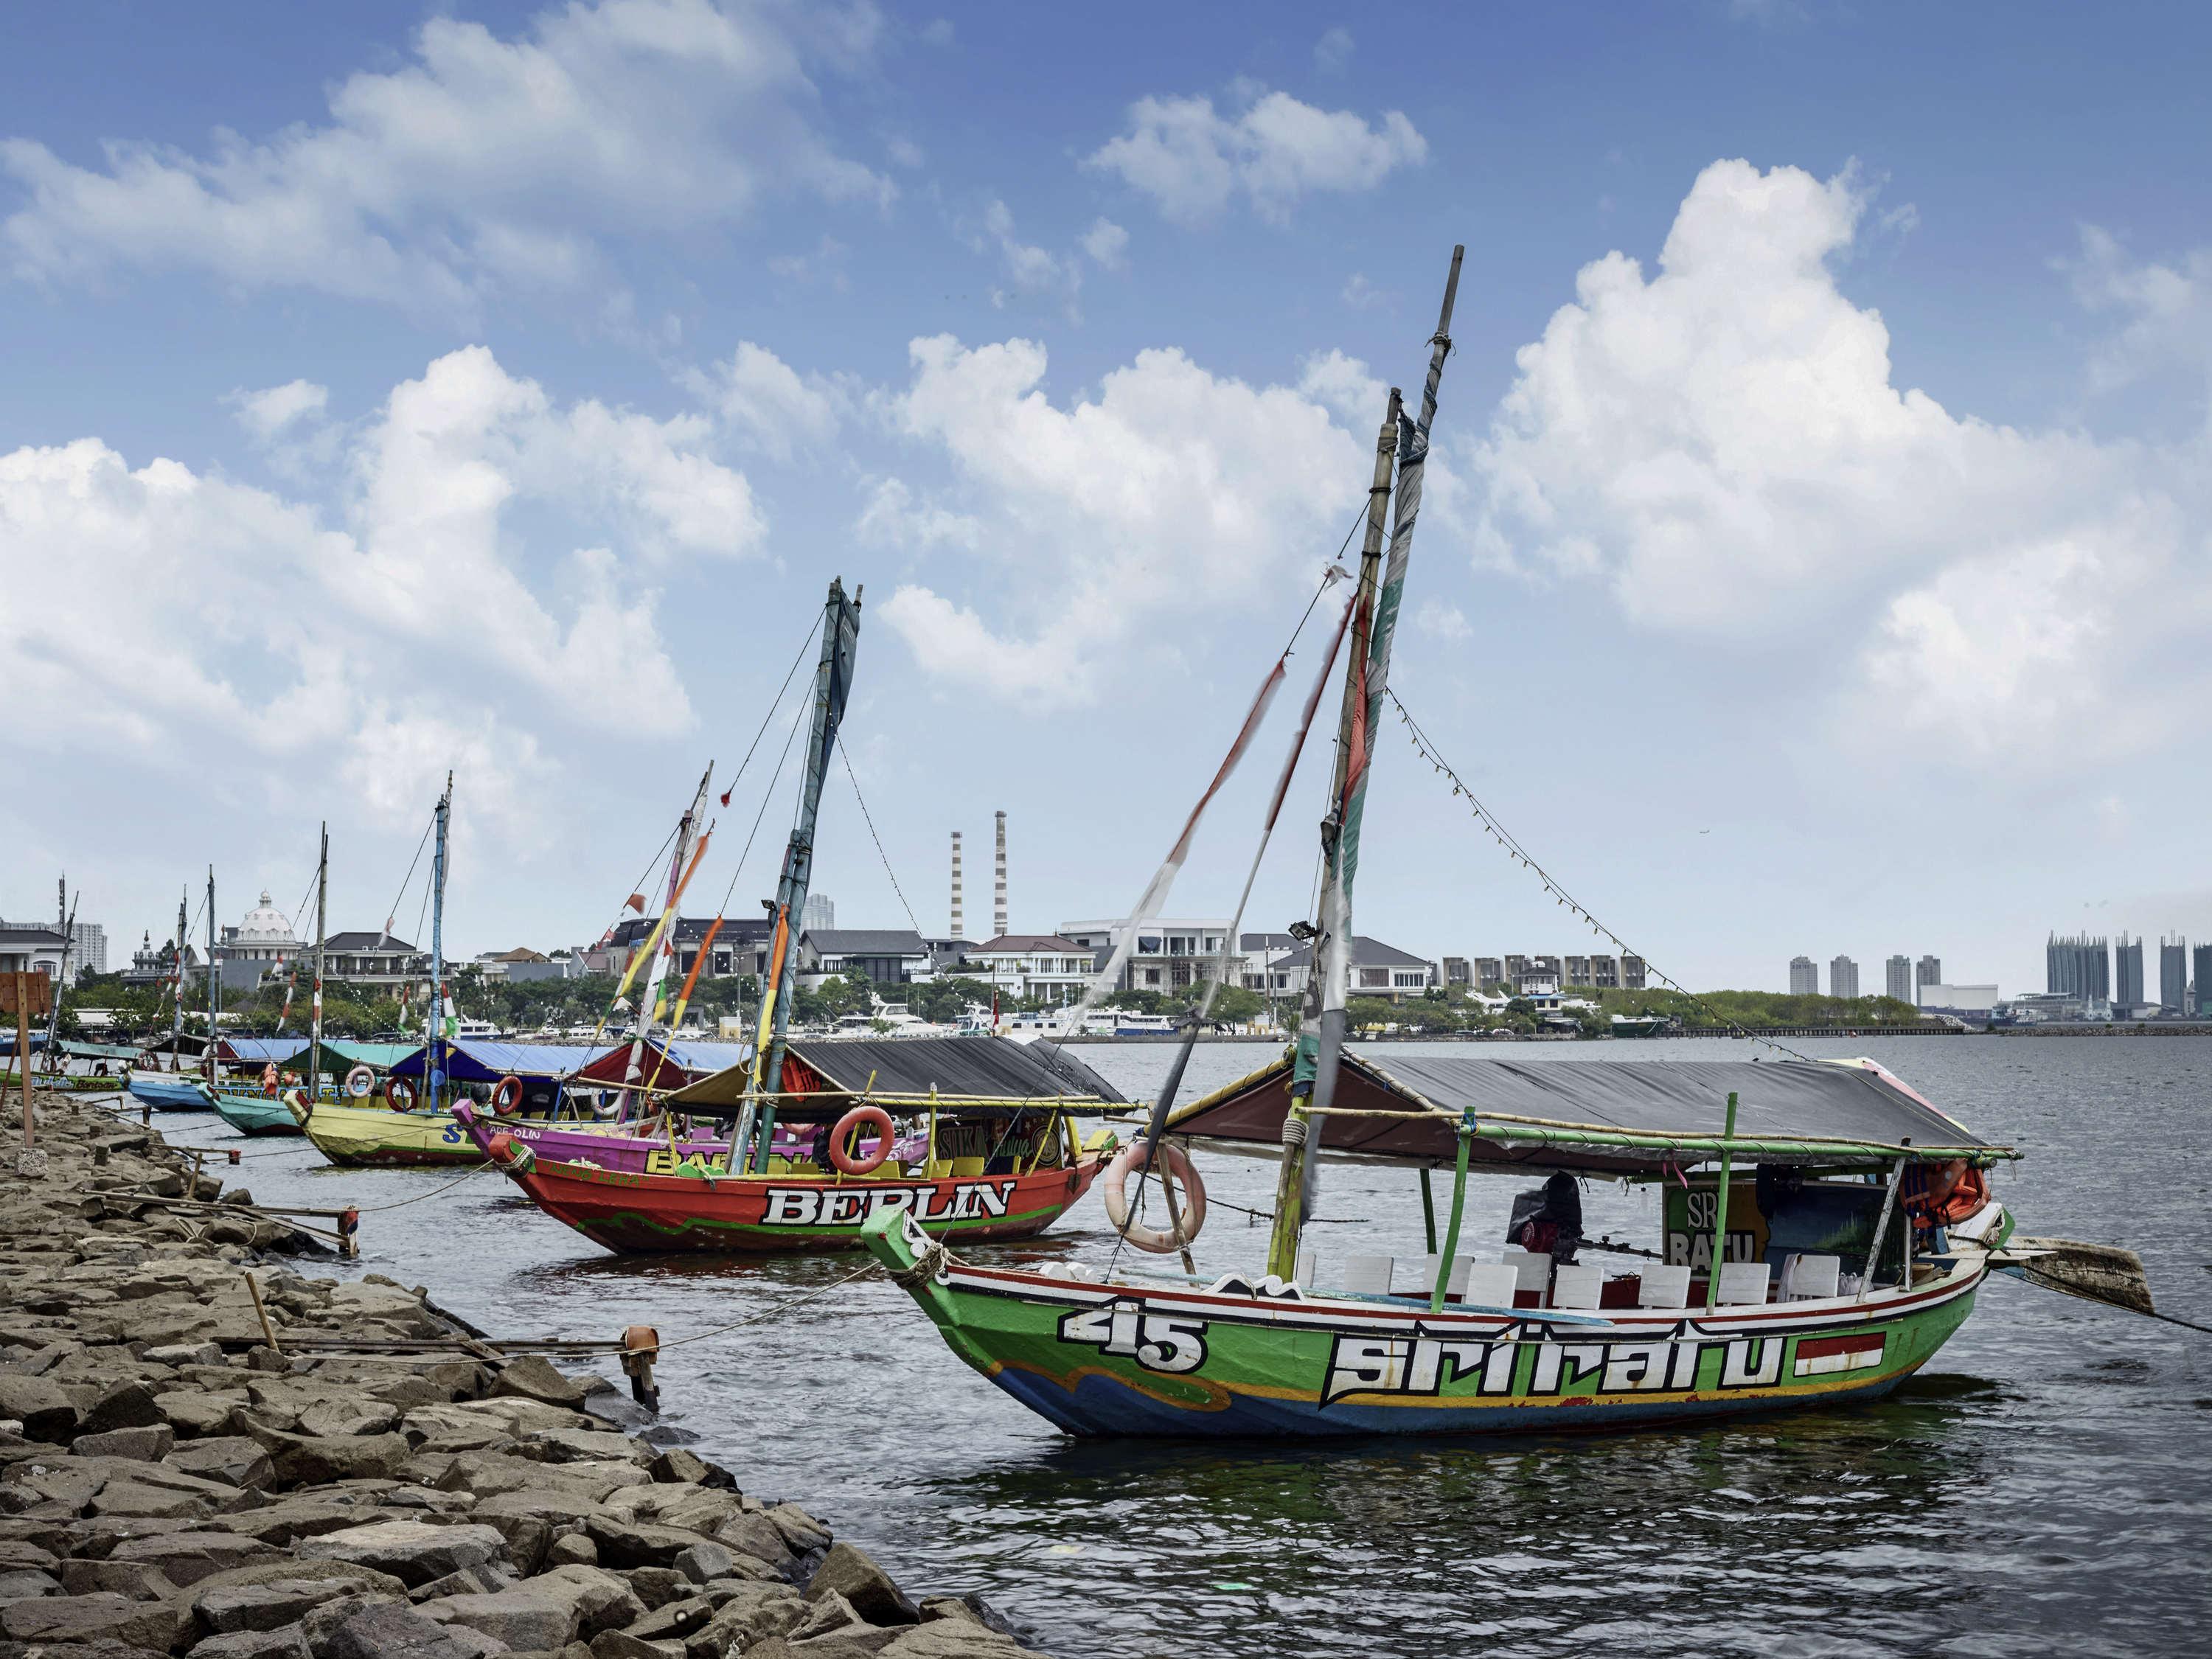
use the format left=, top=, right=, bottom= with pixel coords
left=1506, top=1171, right=1584, bottom=1265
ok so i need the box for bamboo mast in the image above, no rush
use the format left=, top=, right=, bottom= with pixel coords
left=734, top=578, right=863, bottom=1172
left=170, top=892, right=187, bottom=1071
left=308, top=824, right=327, bottom=1100
left=623, top=764, right=712, bottom=1113
left=1266, top=246, right=1464, bottom=1283
left=204, top=867, right=218, bottom=1083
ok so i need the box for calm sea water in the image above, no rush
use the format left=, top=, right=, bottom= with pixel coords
left=153, top=1036, right=2212, bottom=1659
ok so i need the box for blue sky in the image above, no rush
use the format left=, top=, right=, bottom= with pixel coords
left=3, top=1, right=2207, bottom=995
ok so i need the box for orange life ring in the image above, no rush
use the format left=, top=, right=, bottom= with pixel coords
left=491, top=1076, right=524, bottom=1117
left=827, top=1105, right=894, bottom=1175
left=1101, top=1139, right=1207, bottom=1253
left=260, top=1064, right=279, bottom=1096
left=386, top=1076, right=419, bottom=1112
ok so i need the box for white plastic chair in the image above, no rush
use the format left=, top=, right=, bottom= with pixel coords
left=1294, top=1248, right=1316, bottom=1289
left=1639, top=1265, right=1692, bottom=1308
left=1714, top=1261, right=1773, bottom=1306
left=1781, top=1253, right=1841, bottom=1301
left=1343, top=1253, right=1395, bottom=1296
left=1502, top=1247, right=1551, bottom=1299
left=1551, top=1264, right=1604, bottom=1310
left=1401, top=1254, right=1441, bottom=1296
left=1459, top=1263, right=1520, bottom=1309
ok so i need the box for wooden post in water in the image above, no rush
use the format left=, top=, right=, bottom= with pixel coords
left=4, top=972, right=51, bottom=1164
left=1703, top=1091, right=1740, bottom=1310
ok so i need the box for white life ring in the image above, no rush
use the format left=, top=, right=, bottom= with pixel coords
left=1100, top=1139, right=1206, bottom=1254
left=344, top=1064, right=375, bottom=1099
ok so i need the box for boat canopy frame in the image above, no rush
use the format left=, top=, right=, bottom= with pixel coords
left=1164, top=1048, right=2016, bottom=1176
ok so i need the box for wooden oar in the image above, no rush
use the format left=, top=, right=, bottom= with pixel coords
left=2003, top=1235, right=2212, bottom=1335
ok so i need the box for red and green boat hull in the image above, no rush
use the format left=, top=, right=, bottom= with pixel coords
left=861, top=1210, right=1986, bottom=1438
left=493, top=1153, right=1106, bottom=1255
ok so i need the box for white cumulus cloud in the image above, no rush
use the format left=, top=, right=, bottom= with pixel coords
left=0, top=0, right=891, bottom=316
left=1085, top=88, right=1425, bottom=225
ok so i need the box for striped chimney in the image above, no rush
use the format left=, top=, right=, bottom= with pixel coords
left=950, top=831, right=964, bottom=939
left=994, top=810, right=1009, bottom=939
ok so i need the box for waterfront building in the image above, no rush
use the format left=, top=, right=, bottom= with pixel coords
left=1829, top=955, right=1859, bottom=1000
left=1885, top=955, right=1911, bottom=1002
left=2159, top=936, right=2187, bottom=1013
left=1442, top=956, right=1470, bottom=988
left=2047, top=933, right=2110, bottom=1001
left=2115, top=934, right=2144, bottom=1007
left=1471, top=956, right=1504, bottom=991
left=320, top=931, right=430, bottom=991
left=1789, top=956, right=1818, bottom=995
left=122, top=933, right=195, bottom=989
left=211, top=891, right=300, bottom=992
left=599, top=916, right=774, bottom=983
left=1916, top=954, right=1941, bottom=1001
left=1919, top=984, right=1998, bottom=1020
left=2195, top=944, right=2212, bottom=1016
left=1621, top=955, right=1646, bottom=990
left=69, top=921, right=106, bottom=978
left=802, top=894, right=835, bottom=935
left=1239, top=933, right=1302, bottom=995
left=0, top=925, right=68, bottom=981
left=1060, top=918, right=1232, bottom=995
left=961, top=936, right=1096, bottom=1005
left=1266, top=936, right=1438, bottom=1004
left=473, top=947, right=573, bottom=984
left=800, top=929, right=933, bottom=987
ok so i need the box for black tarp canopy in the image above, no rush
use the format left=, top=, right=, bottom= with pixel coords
left=1166, top=1049, right=2011, bottom=1172
left=666, top=1034, right=1127, bottom=1115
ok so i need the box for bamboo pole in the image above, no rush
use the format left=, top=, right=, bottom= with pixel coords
left=1858, top=1155, right=1907, bottom=1301
left=1703, top=1091, right=1739, bottom=1309
left=244, top=1272, right=282, bottom=1354
left=1429, top=1113, right=1474, bottom=1312
left=1419, top=1166, right=1438, bottom=1253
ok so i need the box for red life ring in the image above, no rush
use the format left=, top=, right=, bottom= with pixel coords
left=491, top=1076, right=524, bottom=1117
left=827, top=1105, right=895, bottom=1175
left=1101, top=1139, right=1207, bottom=1254
left=386, top=1076, right=419, bottom=1112
left=260, top=1064, right=279, bottom=1096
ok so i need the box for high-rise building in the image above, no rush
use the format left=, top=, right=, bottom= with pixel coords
left=2047, top=933, right=2110, bottom=1001
left=2194, top=944, right=2212, bottom=1017
left=801, top=894, right=835, bottom=934
left=1789, top=956, right=1818, bottom=995
left=1829, top=955, right=1860, bottom=1000
left=2159, top=935, right=2187, bottom=1012
left=1621, top=955, right=1646, bottom=990
left=2115, top=933, right=2144, bottom=1007
left=1885, top=955, right=1911, bottom=1002
left=66, top=921, right=106, bottom=981
left=1916, top=955, right=1941, bottom=1001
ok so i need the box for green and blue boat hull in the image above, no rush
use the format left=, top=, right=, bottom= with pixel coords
left=862, top=1210, right=1984, bottom=1439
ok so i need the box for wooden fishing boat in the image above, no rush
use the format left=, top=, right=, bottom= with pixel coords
left=461, top=1034, right=1124, bottom=1254
left=210, top=1088, right=302, bottom=1136
left=294, top=1042, right=617, bottom=1166
left=127, top=1069, right=216, bottom=1111
left=864, top=1050, right=2027, bottom=1437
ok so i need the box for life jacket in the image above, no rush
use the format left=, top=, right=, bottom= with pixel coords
left=1906, top=1163, right=1990, bottom=1228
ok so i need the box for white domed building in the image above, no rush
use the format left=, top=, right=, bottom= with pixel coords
left=215, top=890, right=300, bottom=990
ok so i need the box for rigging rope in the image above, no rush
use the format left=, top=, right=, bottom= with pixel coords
left=837, top=736, right=922, bottom=939
left=1384, top=687, right=1816, bottom=1063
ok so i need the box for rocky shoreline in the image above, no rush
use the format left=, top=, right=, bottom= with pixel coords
left=0, top=1091, right=1049, bottom=1659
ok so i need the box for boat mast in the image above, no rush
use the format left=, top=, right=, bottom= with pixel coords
left=624, top=763, right=713, bottom=1110
left=309, top=823, right=328, bottom=1098
left=171, top=891, right=187, bottom=1070
left=735, top=577, right=863, bottom=1172
left=1265, top=246, right=1463, bottom=1282
left=204, top=866, right=218, bottom=1082
left=428, top=776, right=452, bottom=1107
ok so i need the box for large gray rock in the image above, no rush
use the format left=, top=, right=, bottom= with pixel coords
left=530, top=1562, right=646, bottom=1638
left=73, top=1422, right=176, bottom=1461
left=306, top=1596, right=509, bottom=1659
left=213, top=1498, right=369, bottom=1545
left=672, top=1540, right=731, bottom=1585
left=108, top=1528, right=283, bottom=1585
left=62, top=1556, right=176, bottom=1599
left=764, top=1503, right=832, bottom=1555
left=79, top=1379, right=164, bottom=1436
left=298, top=1397, right=401, bottom=1439
left=488, top=1356, right=594, bottom=1410
left=190, top=1625, right=315, bottom=1658
left=299, top=1519, right=511, bottom=1588
left=592, top=1632, right=684, bottom=1658
left=0, top=1374, right=80, bottom=1441
left=466, top=1490, right=612, bottom=1576
left=680, top=1584, right=804, bottom=1659
left=878, top=1627, right=1051, bottom=1659
left=806, top=1543, right=917, bottom=1627
left=157, top=1388, right=251, bottom=1438
left=248, top=1425, right=413, bottom=1487
left=0, top=1587, right=194, bottom=1650
left=422, top=1585, right=580, bottom=1651
left=582, top=1514, right=717, bottom=1571
left=624, top=1593, right=716, bottom=1644
left=0, top=1567, right=57, bottom=1599
left=169, top=1434, right=276, bottom=1489
left=714, top=1510, right=799, bottom=1573
left=529, top=1427, right=649, bottom=1466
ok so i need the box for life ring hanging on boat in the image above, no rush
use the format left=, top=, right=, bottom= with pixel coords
left=343, top=1065, right=375, bottom=1100
left=827, top=1105, right=895, bottom=1176
left=386, top=1076, right=419, bottom=1113
left=1102, top=1139, right=1207, bottom=1254
left=260, top=1064, right=279, bottom=1096
left=491, top=1076, right=524, bottom=1117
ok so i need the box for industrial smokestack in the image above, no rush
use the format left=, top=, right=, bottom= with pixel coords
left=950, top=831, right=964, bottom=940
left=994, top=810, right=1009, bottom=939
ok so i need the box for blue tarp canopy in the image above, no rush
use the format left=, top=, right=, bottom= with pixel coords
left=391, top=1040, right=613, bottom=1082
left=217, top=1037, right=311, bottom=1065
